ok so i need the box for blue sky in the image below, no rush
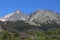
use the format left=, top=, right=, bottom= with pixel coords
left=0, top=0, right=60, bottom=17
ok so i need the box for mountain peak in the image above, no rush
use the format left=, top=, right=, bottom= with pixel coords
left=0, top=10, right=29, bottom=21
left=44, top=9, right=55, bottom=13
left=14, top=10, right=20, bottom=14
left=36, top=9, right=43, bottom=12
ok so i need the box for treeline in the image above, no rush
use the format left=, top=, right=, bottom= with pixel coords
left=0, top=20, right=60, bottom=31
left=0, top=21, right=60, bottom=40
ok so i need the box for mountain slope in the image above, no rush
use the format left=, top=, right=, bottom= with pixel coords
left=0, top=10, right=29, bottom=21
left=0, top=9, right=60, bottom=25
left=29, top=10, right=60, bottom=25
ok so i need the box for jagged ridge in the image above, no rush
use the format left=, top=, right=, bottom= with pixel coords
left=0, top=9, right=60, bottom=25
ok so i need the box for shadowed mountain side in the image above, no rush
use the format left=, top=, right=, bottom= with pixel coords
left=0, top=21, right=60, bottom=33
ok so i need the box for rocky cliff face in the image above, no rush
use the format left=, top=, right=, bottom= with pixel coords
left=29, top=9, right=60, bottom=25
left=0, top=9, right=60, bottom=25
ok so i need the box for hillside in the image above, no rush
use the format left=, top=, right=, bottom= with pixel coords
left=0, top=21, right=60, bottom=40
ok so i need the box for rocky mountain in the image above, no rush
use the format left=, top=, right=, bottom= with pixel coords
left=0, top=9, right=60, bottom=40
left=0, top=10, right=29, bottom=21
left=29, top=9, right=60, bottom=25
left=0, top=9, right=60, bottom=25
